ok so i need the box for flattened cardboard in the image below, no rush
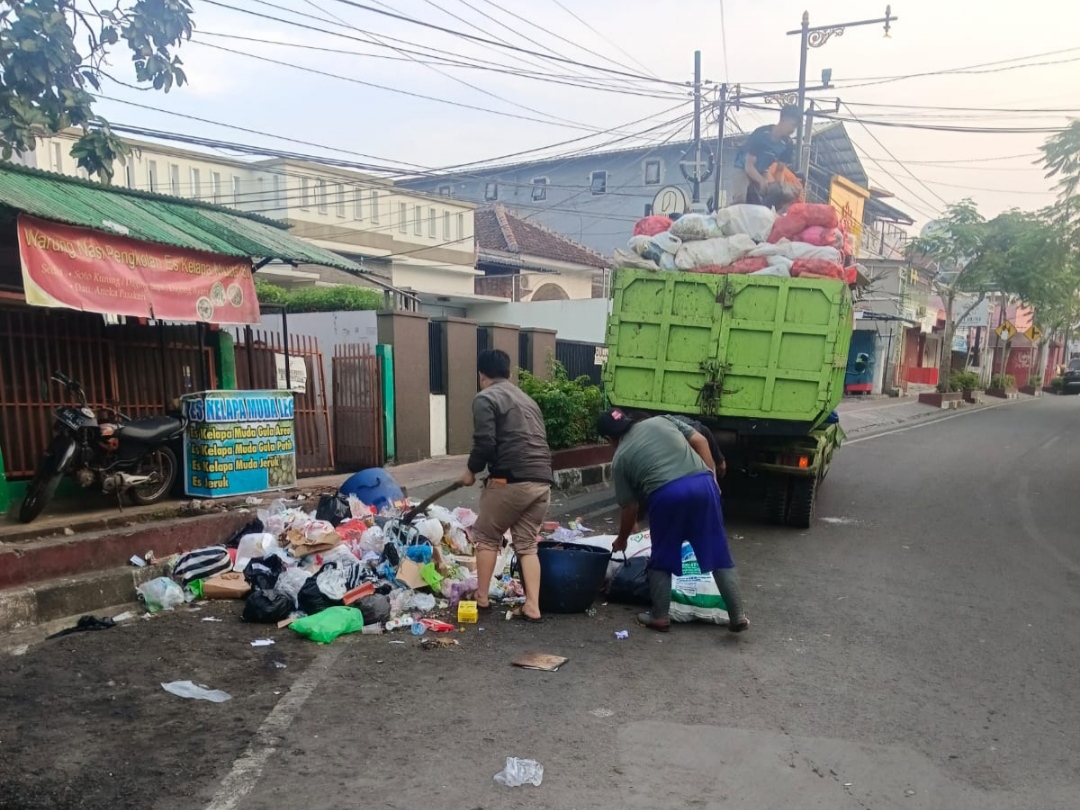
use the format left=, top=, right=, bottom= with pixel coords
left=512, top=652, right=569, bottom=672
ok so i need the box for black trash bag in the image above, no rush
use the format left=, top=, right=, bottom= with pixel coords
left=316, top=493, right=352, bottom=527
left=224, top=518, right=264, bottom=549
left=243, top=556, right=285, bottom=591
left=243, top=589, right=293, bottom=623
left=356, top=594, right=391, bottom=626
left=296, top=568, right=345, bottom=616
left=380, top=540, right=401, bottom=568
left=606, top=556, right=652, bottom=605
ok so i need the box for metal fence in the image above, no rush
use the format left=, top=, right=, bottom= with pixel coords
left=332, top=344, right=384, bottom=471
left=232, top=328, right=334, bottom=476
left=556, top=339, right=604, bottom=387
left=0, top=306, right=215, bottom=478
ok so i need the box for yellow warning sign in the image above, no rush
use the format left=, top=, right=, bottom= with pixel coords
left=1024, top=324, right=1043, bottom=342
left=996, top=321, right=1017, bottom=340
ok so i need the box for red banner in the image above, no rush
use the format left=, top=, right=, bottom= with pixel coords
left=17, top=214, right=259, bottom=324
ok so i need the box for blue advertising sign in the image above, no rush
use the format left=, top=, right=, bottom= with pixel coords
left=182, top=390, right=297, bottom=498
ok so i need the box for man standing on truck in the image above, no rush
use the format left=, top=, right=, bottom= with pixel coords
left=598, top=409, right=749, bottom=634
left=460, top=349, right=552, bottom=623
left=731, top=104, right=801, bottom=205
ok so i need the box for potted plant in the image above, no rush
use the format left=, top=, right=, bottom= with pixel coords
left=1020, top=374, right=1043, bottom=397
left=918, top=376, right=964, bottom=409
left=987, top=373, right=1018, bottom=399
left=952, top=370, right=984, bottom=404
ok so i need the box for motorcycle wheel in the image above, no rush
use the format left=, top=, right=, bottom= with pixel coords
left=129, top=446, right=178, bottom=506
left=18, top=464, right=63, bottom=524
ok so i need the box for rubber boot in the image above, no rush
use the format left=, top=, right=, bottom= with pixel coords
left=712, top=567, right=749, bottom=632
left=637, top=569, right=672, bottom=632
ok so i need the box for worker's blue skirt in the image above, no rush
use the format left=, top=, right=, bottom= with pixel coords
left=646, top=470, right=734, bottom=576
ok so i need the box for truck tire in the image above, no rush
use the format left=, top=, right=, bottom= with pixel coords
left=787, top=475, right=819, bottom=529
left=765, top=475, right=790, bottom=525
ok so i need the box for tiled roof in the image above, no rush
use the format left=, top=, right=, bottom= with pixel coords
left=475, top=204, right=610, bottom=270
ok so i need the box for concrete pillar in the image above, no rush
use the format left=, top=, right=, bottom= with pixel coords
left=433, top=317, right=478, bottom=456
left=479, top=322, right=520, bottom=384
left=521, top=327, right=557, bottom=380
left=377, top=310, right=430, bottom=463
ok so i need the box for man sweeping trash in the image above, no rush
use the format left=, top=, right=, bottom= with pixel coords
left=598, top=409, right=749, bottom=634
left=459, top=349, right=552, bottom=623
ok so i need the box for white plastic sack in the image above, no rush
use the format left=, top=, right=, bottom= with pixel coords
left=669, top=213, right=724, bottom=242
left=716, top=204, right=777, bottom=241
left=751, top=263, right=790, bottom=277
left=748, top=239, right=840, bottom=263
left=650, top=230, right=682, bottom=255
left=674, top=234, right=755, bottom=271
left=658, top=252, right=678, bottom=271
left=627, top=235, right=656, bottom=257
left=612, top=248, right=658, bottom=270
left=414, top=518, right=445, bottom=545
left=276, top=568, right=312, bottom=607
left=670, top=543, right=730, bottom=625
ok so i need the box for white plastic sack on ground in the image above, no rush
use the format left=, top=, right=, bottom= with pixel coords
left=675, top=234, right=756, bottom=271
left=716, top=204, right=777, bottom=241
left=671, top=542, right=730, bottom=625
left=650, top=230, right=682, bottom=255
left=669, top=213, right=724, bottom=241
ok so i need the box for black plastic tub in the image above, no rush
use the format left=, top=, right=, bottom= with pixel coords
left=536, top=540, right=612, bottom=614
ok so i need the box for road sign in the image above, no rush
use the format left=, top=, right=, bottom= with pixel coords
left=1024, top=324, right=1043, bottom=342
left=996, top=321, right=1017, bottom=341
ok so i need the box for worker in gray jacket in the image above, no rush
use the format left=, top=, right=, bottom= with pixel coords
left=459, top=349, right=552, bottom=622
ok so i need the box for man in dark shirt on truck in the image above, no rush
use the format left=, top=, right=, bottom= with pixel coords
left=731, top=104, right=800, bottom=205
left=460, top=349, right=552, bottom=622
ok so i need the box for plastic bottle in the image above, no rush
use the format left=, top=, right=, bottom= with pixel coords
left=361, top=623, right=384, bottom=635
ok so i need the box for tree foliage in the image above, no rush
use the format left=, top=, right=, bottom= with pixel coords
left=1040, top=119, right=1080, bottom=240
left=0, top=0, right=193, bottom=181
left=518, top=362, right=604, bottom=450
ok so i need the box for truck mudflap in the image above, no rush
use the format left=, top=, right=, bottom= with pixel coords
left=748, top=422, right=845, bottom=478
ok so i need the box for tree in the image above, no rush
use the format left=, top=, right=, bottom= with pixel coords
left=0, top=0, right=193, bottom=182
left=905, top=200, right=989, bottom=391
left=1040, top=119, right=1080, bottom=241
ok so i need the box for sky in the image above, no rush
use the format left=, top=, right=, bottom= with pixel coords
left=84, top=0, right=1080, bottom=229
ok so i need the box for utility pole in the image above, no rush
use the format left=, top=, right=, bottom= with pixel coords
left=789, top=6, right=897, bottom=172
left=691, top=50, right=702, bottom=205
left=712, top=83, right=728, bottom=212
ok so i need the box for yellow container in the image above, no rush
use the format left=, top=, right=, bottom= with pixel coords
left=457, top=600, right=479, bottom=624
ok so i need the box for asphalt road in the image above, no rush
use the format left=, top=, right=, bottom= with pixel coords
left=2, top=397, right=1078, bottom=809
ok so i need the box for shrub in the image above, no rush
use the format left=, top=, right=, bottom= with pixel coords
left=518, top=362, right=604, bottom=450
left=990, top=373, right=1017, bottom=390
left=254, top=279, right=383, bottom=312
left=1050, top=376, right=1063, bottom=391
left=948, top=370, right=981, bottom=393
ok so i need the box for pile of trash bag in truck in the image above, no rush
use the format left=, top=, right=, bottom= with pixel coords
left=615, top=201, right=860, bottom=284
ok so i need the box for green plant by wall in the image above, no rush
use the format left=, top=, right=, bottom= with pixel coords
left=254, top=279, right=382, bottom=313
left=519, top=362, right=604, bottom=450
left=1050, top=376, right=1063, bottom=391
left=990, top=373, right=1017, bottom=390
left=948, top=369, right=981, bottom=393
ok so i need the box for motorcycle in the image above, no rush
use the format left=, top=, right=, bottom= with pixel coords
left=18, top=372, right=188, bottom=523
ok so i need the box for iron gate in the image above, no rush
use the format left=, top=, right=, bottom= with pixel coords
left=332, top=344, right=384, bottom=471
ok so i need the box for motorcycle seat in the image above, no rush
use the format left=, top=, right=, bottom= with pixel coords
left=117, top=416, right=184, bottom=443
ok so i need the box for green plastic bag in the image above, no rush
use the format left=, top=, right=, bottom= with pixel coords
left=290, top=606, right=364, bottom=644
left=420, top=562, right=443, bottom=590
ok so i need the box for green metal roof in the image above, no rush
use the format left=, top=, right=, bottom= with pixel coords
left=0, top=162, right=364, bottom=273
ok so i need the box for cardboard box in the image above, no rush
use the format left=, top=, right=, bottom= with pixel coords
left=202, top=572, right=251, bottom=600
left=396, top=559, right=428, bottom=590
left=453, top=555, right=477, bottom=573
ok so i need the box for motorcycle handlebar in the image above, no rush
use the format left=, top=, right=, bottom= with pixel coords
left=52, top=371, right=87, bottom=407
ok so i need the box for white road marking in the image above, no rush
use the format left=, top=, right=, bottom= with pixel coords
left=819, top=517, right=859, bottom=525
left=203, top=645, right=345, bottom=810
left=845, top=397, right=1034, bottom=445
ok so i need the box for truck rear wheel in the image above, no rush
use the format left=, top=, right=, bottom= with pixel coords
left=787, top=475, right=819, bottom=529
left=765, top=475, right=791, bottom=525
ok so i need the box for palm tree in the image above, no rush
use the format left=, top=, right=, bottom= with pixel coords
left=1040, top=120, right=1080, bottom=240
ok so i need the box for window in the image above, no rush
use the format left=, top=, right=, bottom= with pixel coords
left=190, top=167, right=201, bottom=199
left=438, top=185, right=451, bottom=197
left=443, top=211, right=451, bottom=240
left=428, top=207, right=437, bottom=238
left=211, top=171, right=222, bottom=203
left=169, top=164, right=181, bottom=195
left=50, top=142, right=63, bottom=173
left=413, top=205, right=423, bottom=236
left=147, top=160, right=158, bottom=192
left=590, top=170, right=607, bottom=195
left=643, top=203, right=653, bottom=217
left=315, top=179, right=328, bottom=213
left=300, top=177, right=311, bottom=209
left=232, top=176, right=242, bottom=205
left=456, top=212, right=464, bottom=241
left=353, top=187, right=363, bottom=220
left=531, top=177, right=548, bottom=201
left=124, top=162, right=135, bottom=189
left=370, top=190, right=380, bottom=222
left=335, top=183, right=346, bottom=217
left=484, top=182, right=498, bottom=201
left=398, top=202, right=408, bottom=233
left=644, top=160, right=661, bottom=186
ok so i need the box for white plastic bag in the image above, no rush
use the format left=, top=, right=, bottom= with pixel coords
left=716, top=204, right=777, bottom=241
left=670, top=543, right=730, bottom=625
left=494, top=758, right=544, bottom=787
left=612, top=248, right=658, bottom=270
left=161, top=681, right=232, bottom=703
left=276, top=567, right=312, bottom=607
left=674, top=234, right=755, bottom=270
left=751, top=263, right=790, bottom=277
left=138, top=577, right=186, bottom=613
left=669, top=213, right=723, bottom=241
left=414, top=518, right=445, bottom=545
left=658, top=252, right=678, bottom=271
left=321, top=544, right=361, bottom=570
left=627, top=235, right=656, bottom=257
left=359, top=525, right=387, bottom=554
left=650, top=230, right=682, bottom=255
left=236, top=533, right=278, bottom=561
left=748, top=239, right=841, bottom=263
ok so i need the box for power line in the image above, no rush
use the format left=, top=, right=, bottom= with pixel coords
left=543, top=0, right=661, bottom=80
left=844, top=101, right=1080, bottom=115
left=718, top=0, right=731, bottom=81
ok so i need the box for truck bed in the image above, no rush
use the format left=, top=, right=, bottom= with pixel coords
left=604, top=269, right=853, bottom=427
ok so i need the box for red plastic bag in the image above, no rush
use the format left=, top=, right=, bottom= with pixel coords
left=690, top=257, right=769, bottom=275
left=768, top=212, right=808, bottom=243
left=785, top=203, right=838, bottom=230
left=844, top=266, right=858, bottom=285
left=633, top=215, right=673, bottom=237
left=762, top=164, right=804, bottom=209
left=791, top=258, right=845, bottom=280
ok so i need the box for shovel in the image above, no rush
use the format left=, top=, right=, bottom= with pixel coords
left=400, top=480, right=464, bottom=524
left=383, top=480, right=464, bottom=550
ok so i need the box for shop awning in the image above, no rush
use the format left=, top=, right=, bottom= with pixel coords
left=0, top=162, right=363, bottom=273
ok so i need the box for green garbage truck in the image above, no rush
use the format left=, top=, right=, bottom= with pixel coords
left=603, top=269, right=854, bottom=528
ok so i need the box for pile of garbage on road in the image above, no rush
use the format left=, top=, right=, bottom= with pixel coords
left=614, top=201, right=859, bottom=284
left=134, top=477, right=532, bottom=644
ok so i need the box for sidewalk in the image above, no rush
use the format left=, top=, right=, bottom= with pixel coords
left=836, top=392, right=1033, bottom=436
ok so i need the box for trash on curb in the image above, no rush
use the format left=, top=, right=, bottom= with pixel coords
left=250, top=638, right=275, bottom=647
left=512, top=652, right=568, bottom=672
left=494, top=757, right=544, bottom=787
left=161, top=681, right=232, bottom=702
left=614, top=630, right=629, bottom=640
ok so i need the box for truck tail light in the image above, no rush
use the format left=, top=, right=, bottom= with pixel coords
left=779, top=454, right=811, bottom=469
